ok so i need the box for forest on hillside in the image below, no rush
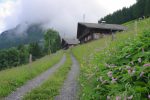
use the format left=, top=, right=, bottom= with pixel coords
left=0, top=29, right=61, bottom=70
left=99, top=0, right=150, bottom=24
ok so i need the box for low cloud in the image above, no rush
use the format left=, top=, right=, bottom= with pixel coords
left=1, top=0, right=107, bottom=38
left=1, top=0, right=136, bottom=38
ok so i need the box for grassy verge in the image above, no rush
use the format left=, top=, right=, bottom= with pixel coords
left=72, top=35, right=112, bottom=100
left=0, top=51, right=63, bottom=98
left=23, top=51, right=72, bottom=100
left=72, top=18, right=150, bottom=99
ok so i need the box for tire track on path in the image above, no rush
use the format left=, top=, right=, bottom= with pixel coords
left=55, top=54, right=80, bottom=100
left=5, top=55, right=66, bottom=100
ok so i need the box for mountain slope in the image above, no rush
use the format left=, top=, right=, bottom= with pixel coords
left=0, top=24, right=45, bottom=49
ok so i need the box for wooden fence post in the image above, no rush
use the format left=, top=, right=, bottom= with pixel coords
left=29, top=54, right=32, bottom=63
left=134, top=21, right=137, bottom=36
left=111, top=30, right=115, bottom=41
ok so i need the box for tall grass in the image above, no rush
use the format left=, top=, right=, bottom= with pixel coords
left=23, top=51, right=72, bottom=100
left=72, top=18, right=150, bottom=99
left=0, top=51, right=63, bottom=98
left=93, top=31, right=150, bottom=99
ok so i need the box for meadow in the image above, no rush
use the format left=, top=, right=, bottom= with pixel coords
left=72, top=18, right=150, bottom=99
left=0, top=51, right=63, bottom=98
left=0, top=18, right=149, bottom=100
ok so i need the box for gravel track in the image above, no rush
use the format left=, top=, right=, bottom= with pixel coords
left=55, top=54, right=80, bottom=100
left=4, top=55, right=66, bottom=100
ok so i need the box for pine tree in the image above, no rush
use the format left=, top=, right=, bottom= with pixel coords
left=99, top=0, right=149, bottom=24
left=144, top=0, right=150, bottom=17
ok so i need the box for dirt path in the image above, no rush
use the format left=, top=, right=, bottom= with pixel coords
left=5, top=55, right=66, bottom=100
left=55, top=54, right=80, bottom=100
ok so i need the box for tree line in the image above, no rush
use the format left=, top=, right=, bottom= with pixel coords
left=99, top=0, right=150, bottom=24
left=0, top=29, right=61, bottom=70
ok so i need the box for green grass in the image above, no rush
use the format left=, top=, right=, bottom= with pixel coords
left=23, top=51, right=72, bottom=100
left=93, top=31, right=150, bottom=99
left=72, top=18, right=150, bottom=99
left=0, top=51, right=63, bottom=98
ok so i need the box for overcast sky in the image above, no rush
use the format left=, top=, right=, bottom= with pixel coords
left=0, top=0, right=136, bottom=37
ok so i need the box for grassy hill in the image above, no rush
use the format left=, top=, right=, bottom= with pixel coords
left=72, top=18, right=150, bottom=99
left=0, top=18, right=149, bottom=100
left=0, top=51, right=63, bottom=98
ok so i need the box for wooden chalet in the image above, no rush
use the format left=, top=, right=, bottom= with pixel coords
left=77, top=22, right=127, bottom=43
left=61, top=38, right=80, bottom=49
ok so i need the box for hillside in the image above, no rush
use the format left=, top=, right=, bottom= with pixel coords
left=72, top=18, right=150, bottom=99
left=0, top=23, right=45, bottom=49
left=0, top=18, right=149, bottom=100
left=99, top=0, right=150, bottom=24
left=0, top=51, right=63, bottom=98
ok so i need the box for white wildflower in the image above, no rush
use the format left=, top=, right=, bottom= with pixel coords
left=107, top=96, right=111, bottom=100
left=130, top=61, right=134, bottom=65
left=111, top=77, right=117, bottom=84
left=128, top=69, right=132, bottom=74
left=112, top=77, right=117, bottom=81
left=138, top=58, right=142, bottom=63
left=99, top=76, right=103, bottom=82
left=127, top=95, right=133, bottom=100
left=107, top=71, right=113, bottom=78
left=102, top=80, right=108, bottom=84
left=126, top=66, right=131, bottom=69
left=132, top=69, right=136, bottom=74
left=140, top=72, right=145, bottom=77
left=127, top=68, right=135, bottom=75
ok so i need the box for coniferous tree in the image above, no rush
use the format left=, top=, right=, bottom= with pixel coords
left=99, top=0, right=150, bottom=24
left=144, top=0, right=150, bottom=17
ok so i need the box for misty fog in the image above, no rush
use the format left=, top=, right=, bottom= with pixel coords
left=2, top=0, right=107, bottom=38
left=0, top=0, right=136, bottom=38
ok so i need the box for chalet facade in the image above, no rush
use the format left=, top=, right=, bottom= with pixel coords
left=77, top=22, right=127, bottom=43
left=61, top=38, right=80, bottom=49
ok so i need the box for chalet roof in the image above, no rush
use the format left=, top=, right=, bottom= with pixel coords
left=77, top=22, right=127, bottom=40
left=78, top=22, right=127, bottom=31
